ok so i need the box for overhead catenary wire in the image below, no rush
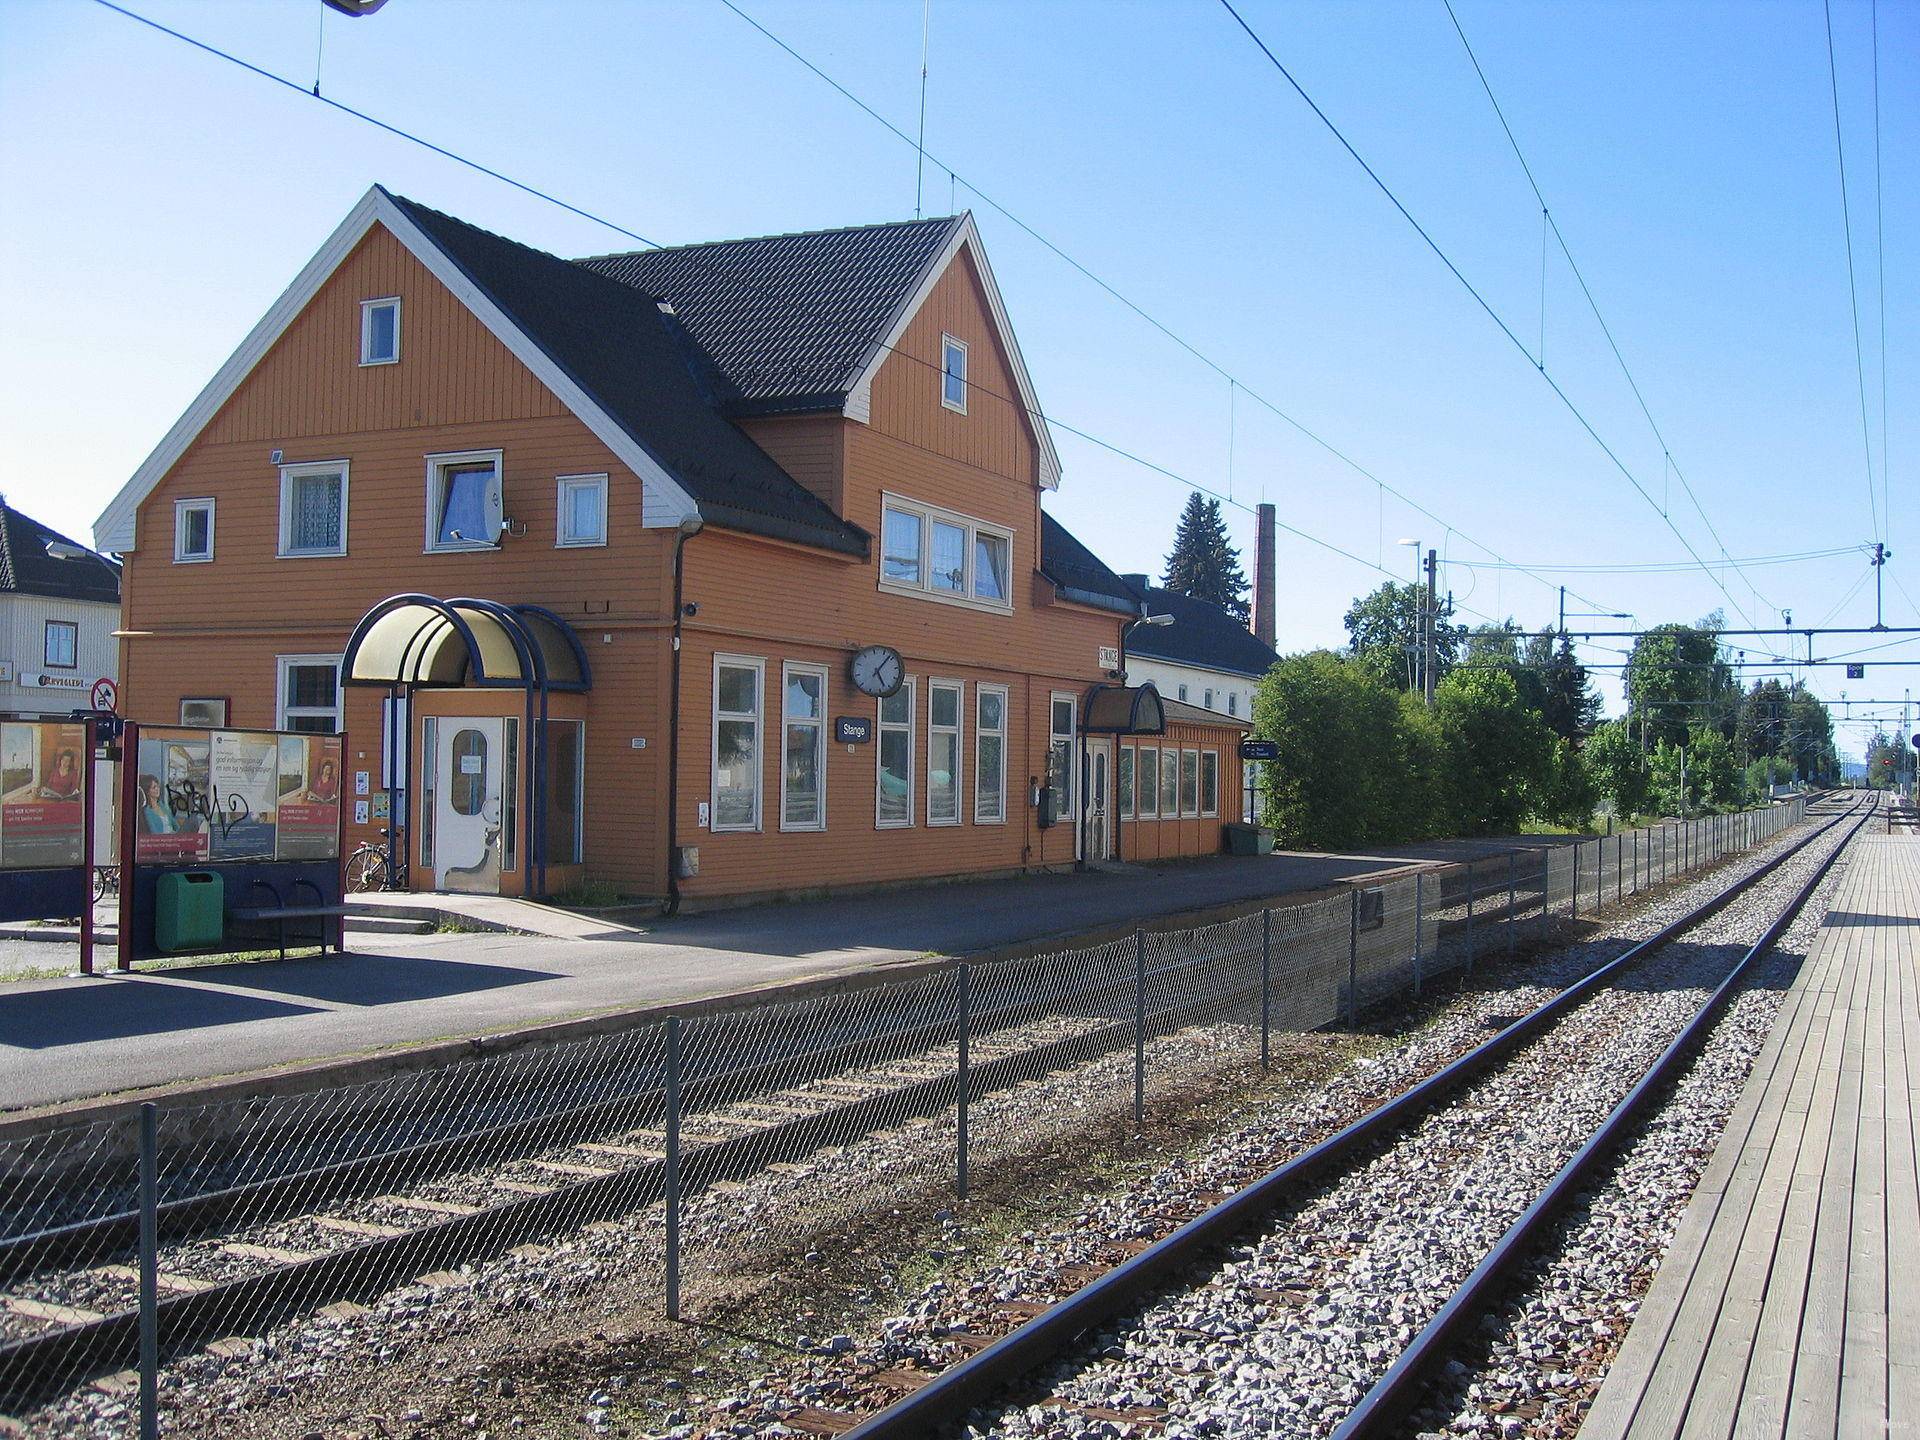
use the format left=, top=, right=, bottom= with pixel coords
left=1824, top=0, right=1882, bottom=545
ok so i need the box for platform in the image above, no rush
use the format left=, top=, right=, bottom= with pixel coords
left=1583, top=834, right=1919, bottom=1439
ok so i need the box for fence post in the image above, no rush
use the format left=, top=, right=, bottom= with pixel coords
left=1595, top=837, right=1604, bottom=914
left=1506, top=850, right=1517, bottom=959
left=1464, top=860, right=1476, bottom=972
left=664, top=1015, right=682, bottom=1320
left=1615, top=833, right=1623, bottom=903
left=955, top=964, right=970, bottom=1200
left=1412, top=872, right=1424, bottom=995
left=1259, top=909, right=1272, bottom=1071
left=1570, top=841, right=1579, bottom=922
left=140, top=1101, right=158, bottom=1440
left=1133, top=929, right=1146, bottom=1126
left=1346, top=888, right=1360, bottom=1027
left=1632, top=827, right=1639, bottom=895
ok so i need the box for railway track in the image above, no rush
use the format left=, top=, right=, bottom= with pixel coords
left=811, top=795, right=1871, bottom=1440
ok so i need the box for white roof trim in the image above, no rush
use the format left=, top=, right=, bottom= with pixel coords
left=841, top=214, right=1063, bottom=491
left=94, top=186, right=699, bottom=553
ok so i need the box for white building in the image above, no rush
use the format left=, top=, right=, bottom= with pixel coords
left=0, top=497, right=121, bottom=719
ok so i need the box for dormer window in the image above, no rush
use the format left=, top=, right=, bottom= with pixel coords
left=360, top=297, right=401, bottom=366
left=941, top=334, right=968, bottom=413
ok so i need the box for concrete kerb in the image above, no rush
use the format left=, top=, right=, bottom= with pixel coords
left=0, top=857, right=1446, bottom=1148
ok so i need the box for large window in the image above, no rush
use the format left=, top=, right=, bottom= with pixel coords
left=1137, top=746, right=1159, bottom=819
left=1159, top=745, right=1178, bottom=818
left=174, top=497, right=214, bottom=563
left=426, top=450, right=503, bottom=551
left=278, top=461, right=348, bottom=556
left=877, top=679, right=915, bottom=828
left=928, top=681, right=963, bottom=825
left=782, top=663, right=827, bottom=831
left=276, top=655, right=342, bottom=733
left=878, top=494, right=1013, bottom=612
left=975, top=684, right=1007, bottom=823
left=555, top=474, right=608, bottom=548
left=712, top=656, right=763, bottom=832
left=941, top=333, right=968, bottom=413
left=1200, top=750, right=1219, bottom=817
left=1117, top=745, right=1134, bottom=819
left=1047, top=694, right=1076, bottom=820
left=43, top=620, right=78, bottom=670
left=1181, top=748, right=1200, bottom=818
left=360, top=297, right=401, bottom=365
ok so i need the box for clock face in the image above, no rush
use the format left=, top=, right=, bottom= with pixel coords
left=850, top=645, right=905, bottom=698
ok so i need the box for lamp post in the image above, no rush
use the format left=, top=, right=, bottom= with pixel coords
left=1397, top=538, right=1422, bottom=696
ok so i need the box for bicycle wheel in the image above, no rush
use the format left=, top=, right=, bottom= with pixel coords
left=346, top=847, right=389, bottom=893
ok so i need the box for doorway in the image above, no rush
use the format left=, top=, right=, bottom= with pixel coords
left=435, top=718, right=504, bottom=893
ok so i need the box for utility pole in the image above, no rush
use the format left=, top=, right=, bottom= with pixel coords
left=1424, top=548, right=1438, bottom=707
left=1558, top=585, right=1566, bottom=637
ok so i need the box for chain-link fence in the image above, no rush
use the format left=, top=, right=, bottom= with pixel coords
left=0, top=798, right=1808, bottom=1435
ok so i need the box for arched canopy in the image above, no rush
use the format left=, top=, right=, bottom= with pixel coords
left=341, top=594, right=591, bottom=692
left=1081, top=682, right=1166, bottom=736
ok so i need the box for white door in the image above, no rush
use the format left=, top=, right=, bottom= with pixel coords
left=1088, top=742, right=1111, bottom=861
left=435, top=718, right=504, bottom=893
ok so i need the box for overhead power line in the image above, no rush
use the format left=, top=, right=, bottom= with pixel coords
left=1214, top=0, right=1767, bottom=632
left=1444, top=544, right=1866, bottom=576
left=1823, top=0, right=1881, bottom=544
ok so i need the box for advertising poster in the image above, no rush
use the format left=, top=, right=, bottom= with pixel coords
left=209, top=731, right=279, bottom=860
left=134, top=731, right=211, bottom=863
left=0, top=722, right=87, bottom=870
left=276, top=735, right=343, bottom=860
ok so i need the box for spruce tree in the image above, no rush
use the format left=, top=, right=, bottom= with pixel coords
left=1161, top=494, right=1250, bottom=621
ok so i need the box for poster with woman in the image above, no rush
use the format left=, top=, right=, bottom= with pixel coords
left=208, top=731, right=279, bottom=859
left=276, top=734, right=343, bottom=859
left=0, top=722, right=87, bottom=869
left=134, top=731, right=211, bottom=863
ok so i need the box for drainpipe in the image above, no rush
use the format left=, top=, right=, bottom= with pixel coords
left=662, top=514, right=704, bottom=916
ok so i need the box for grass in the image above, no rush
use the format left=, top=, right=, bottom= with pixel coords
left=547, top=878, right=634, bottom=910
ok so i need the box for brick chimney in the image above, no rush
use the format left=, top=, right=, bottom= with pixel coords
left=1252, top=502, right=1276, bottom=649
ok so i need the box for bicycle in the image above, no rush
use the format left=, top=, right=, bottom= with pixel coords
left=92, top=864, right=120, bottom=905
left=346, top=827, right=408, bottom=893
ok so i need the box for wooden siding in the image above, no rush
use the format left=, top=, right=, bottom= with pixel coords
left=1113, top=723, right=1245, bottom=862
left=737, top=415, right=845, bottom=516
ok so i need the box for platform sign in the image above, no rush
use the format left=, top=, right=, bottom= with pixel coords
left=0, top=721, right=87, bottom=869
left=1847, top=663, right=1866, bottom=679
left=1239, top=739, right=1280, bottom=761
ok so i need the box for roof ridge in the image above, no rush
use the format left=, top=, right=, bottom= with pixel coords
left=575, top=212, right=964, bottom=265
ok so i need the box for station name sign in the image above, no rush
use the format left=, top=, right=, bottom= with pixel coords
left=835, top=717, right=873, bottom=744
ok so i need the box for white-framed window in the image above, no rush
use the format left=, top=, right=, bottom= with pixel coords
left=975, top=684, right=1007, bottom=823
left=173, top=497, right=215, bottom=563
left=425, top=449, right=503, bottom=552
left=878, top=493, right=1013, bottom=612
left=781, top=662, right=828, bottom=831
left=712, top=655, right=764, bottom=832
left=928, top=680, right=963, bottom=825
left=278, top=461, right=348, bottom=556
left=1200, top=750, right=1220, bottom=817
left=1181, top=747, right=1200, bottom=817
left=43, top=620, right=78, bottom=670
left=1117, top=744, right=1134, bottom=820
left=555, top=473, right=608, bottom=548
left=1159, top=745, right=1178, bottom=818
left=1048, top=693, right=1076, bottom=820
left=1137, top=745, right=1159, bottom=819
left=941, top=333, right=968, bottom=413
left=276, top=654, right=342, bottom=733
left=359, top=297, right=401, bottom=366
left=877, top=678, right=916, bottom=828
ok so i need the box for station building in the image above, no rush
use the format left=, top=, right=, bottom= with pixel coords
left=95, top=187, right=1243, bottom=905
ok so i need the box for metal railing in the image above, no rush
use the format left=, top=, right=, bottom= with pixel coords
left=0, top=798, right=1807, bottom=1435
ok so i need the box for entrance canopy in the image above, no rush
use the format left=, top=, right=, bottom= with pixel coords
left=1081, top=682, right=1166, bottom=736
left=341, top=595, right=590, bottom=692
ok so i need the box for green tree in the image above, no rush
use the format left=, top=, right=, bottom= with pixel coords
left=1688, top=728, right=1740, bottom=809
left=1431, top=667, right=1552, bottom=835
left=1345, top=582, right=1463, bottom=692
left=1162, top=493, right=1249, bottom=621
left=1535, top=738, right=1600, bottom=830
left=1252, top=650, right=1400, bottom=848
left=1526, top=630, right=1601, bottom=742
left=1585, top=718, right=1651, bottom=817
left=1625, top=616, right=1736, bottom=750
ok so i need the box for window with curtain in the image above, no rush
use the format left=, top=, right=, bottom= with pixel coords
left=556, top=474, right=607, bottom=547
left=974, top=532, right=1010, bottom=602
left=426, top=451, right=503, bottom=551
left=279, top=463, right=347, bottom=555
left=882, top=507, right=923, bottom=585
left=877, top=494, right=1013, bottom=612
left=930, top=520, right=967, bottom=594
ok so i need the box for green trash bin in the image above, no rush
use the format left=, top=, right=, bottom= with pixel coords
left=155, top=871, right=224, bottom=952
left=1224, top=823, right=1276, bottom=856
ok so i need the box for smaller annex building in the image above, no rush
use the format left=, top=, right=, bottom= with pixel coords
left=96, top=187, right=1244, bottom=906
left=0, top=498, right=121, bottom=720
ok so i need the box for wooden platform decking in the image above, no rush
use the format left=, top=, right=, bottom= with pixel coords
left=1582, top=834, right=1919, bottom=1439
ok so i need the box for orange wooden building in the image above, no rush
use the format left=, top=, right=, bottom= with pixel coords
left=95, top=187, right=1243, bottom=906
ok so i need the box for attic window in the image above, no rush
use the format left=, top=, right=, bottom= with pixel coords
left=941, top=334, right=968, bottom=414
left=360, top=297, right=401, bottom=366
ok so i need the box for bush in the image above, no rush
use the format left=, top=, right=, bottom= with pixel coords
left=1253, top=650, right=1402, bottom=848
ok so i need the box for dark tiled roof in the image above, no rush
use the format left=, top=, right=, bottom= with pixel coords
left=387, top=192, right=868, bottom=557
left=0, top=499, right=120, bottom=604
left=1040, top=513, right=1141, bottom=616
left=576, top=216, right=964, bottom=416
left=1126, top=585, right=1278, bottom=678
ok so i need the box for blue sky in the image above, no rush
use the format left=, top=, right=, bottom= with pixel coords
left=2, top=0, right=1912, bottom=752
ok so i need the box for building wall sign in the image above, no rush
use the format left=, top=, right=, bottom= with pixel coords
left=835, top=716, right=873, bottom=744
left=21, top=672, right=89, bottom=692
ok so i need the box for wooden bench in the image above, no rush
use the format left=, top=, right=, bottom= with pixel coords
left=228, top=877, right=348, bottom=961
